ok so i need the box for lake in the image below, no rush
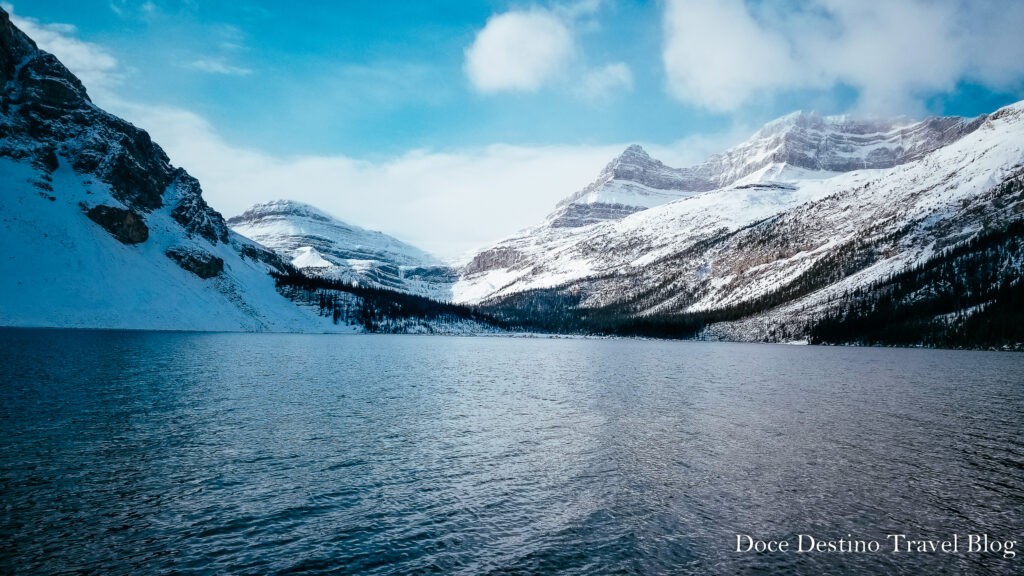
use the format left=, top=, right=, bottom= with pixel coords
left=0, top=329, right=1022, bottom=575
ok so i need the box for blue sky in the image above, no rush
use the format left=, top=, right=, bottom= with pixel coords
left=7, top=0, right=1024, bottom=257
left=12, top=0, right=734, bottom=157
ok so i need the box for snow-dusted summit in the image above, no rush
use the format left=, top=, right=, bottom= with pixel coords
left=546, top=145, right=704, bottom=228
left=228, top=200, right=454, bottom=300
left=544, top=111, right=984, bottom=232
left=700, top=111, right=985, bottom=186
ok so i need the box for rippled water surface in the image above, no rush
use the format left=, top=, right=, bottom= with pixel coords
left=1, top=329, right=1022, bottom=575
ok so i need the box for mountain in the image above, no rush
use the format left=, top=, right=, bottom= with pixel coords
left=542, top=112, right=983, bottom=231
left=3, top=5, right=1020, bottom=345
left=0, top=9, right=498, bottom=334
left=545, top=145, right=706, bottom=228
left=0, top=8, right=345, bottom=331
left=228, top=200, right=455, bottom=300
left=456, top=111, right=990, bottom=303
left=455, top=104, right=1024, bottom=347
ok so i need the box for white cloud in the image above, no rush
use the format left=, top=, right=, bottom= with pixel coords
left=554, top=0, right=603, bottom=21
left=663, top=0, right=799, bottom=112
left=662, top=0, right=1024, bottom=115
left=577, top=62, right=633, bottom=102
left=109, top=101, right=623, bottom=259
left=188, top=58, right=252, bottom=76
left=5, top=4, right=122, bottom=92
left=465, top=3, right=633, bottom=101
left=464, top=9, right=573, bottom=93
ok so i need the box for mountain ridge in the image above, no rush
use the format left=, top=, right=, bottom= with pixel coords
left=454, top=101, right=1024, bottom=347
left=539, top=109, right=987, bottom=232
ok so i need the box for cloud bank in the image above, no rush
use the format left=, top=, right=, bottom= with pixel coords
left=663, top=0, right=1024, bottom=114
left=114, top=102, right=622, bottom=259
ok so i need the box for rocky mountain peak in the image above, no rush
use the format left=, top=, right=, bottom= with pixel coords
left=600, top=144, right=672, bottom=183
left=610, top=144, right=651, bottom=165
left=541, top=105, right=991, bottom=232
left=227, top=199, right=452, bottom=298
left=0, top=8, right=228, bottom=243
left=685, top=109, right=988, bottom=188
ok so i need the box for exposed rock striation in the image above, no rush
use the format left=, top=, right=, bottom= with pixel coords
left=544, top=113, right=986, bottom=231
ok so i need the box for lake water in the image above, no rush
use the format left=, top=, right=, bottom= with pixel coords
left=1, top=329, right=1022, bottom=575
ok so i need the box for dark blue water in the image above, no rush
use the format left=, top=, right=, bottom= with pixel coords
left=1, top=329, right=1022, bottom=575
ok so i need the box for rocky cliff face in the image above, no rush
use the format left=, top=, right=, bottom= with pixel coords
left=691, top=111, right=986, bottom=187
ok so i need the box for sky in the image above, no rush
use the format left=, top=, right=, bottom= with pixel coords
left=6, top=0, right=1024, bottom=259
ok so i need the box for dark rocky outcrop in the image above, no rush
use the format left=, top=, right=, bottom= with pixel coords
left=403, top=266, right=459, bottom=283
left=463, top=246, right=522, bottom=275
left=85, top=204, right=149, bottom=244
left=165, top=247, right=224, bottom=279
left=169, top=171, right=229, bottom=243
left=237, top=241, right=289, bottom=273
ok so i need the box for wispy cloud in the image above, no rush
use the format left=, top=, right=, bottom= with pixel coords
left=662, top=0, right=1024, bottom=115
left=108, top=0, right=158, bottom=20
left=577, top=62, right=633, bottom=103
left=187, top=58, right=252, bottom=76
left=4, top=3, right=122, bottom=92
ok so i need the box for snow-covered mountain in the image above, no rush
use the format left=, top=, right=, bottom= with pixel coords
left=0, top=8, right=347, bottom=331
left=455, top=103, right=1024, bottom=344
left=228, top=200, right=455, bottom=300
left=545, top=145, right=706, bottom=228
left=542, top=112, right=984, bottom=231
